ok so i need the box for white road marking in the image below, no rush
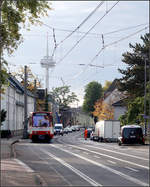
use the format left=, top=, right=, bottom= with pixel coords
left=94, top=155, right=101, bottom=159
left=14, top=159, right=34, bottom=173
left=41, top=149, right=102, bottom=186
left=85, top=144, right=149, bottom=161
left=68, top=144, right=149, bottom=170
left=51, top=144, right=148, bottom=186
left=83, top=152, right=89, bottom=155
left=125, top=167, right=139, bottom=172
left=107, top=160, right=116, bottom=165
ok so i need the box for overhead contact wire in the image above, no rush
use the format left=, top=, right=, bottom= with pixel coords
left=57, top=1, right=120, bottom=65
left=72, top=26, right=148, bottom=79
left=57, top=1, right=104, bottom=46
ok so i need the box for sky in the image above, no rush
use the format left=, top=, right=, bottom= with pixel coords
left=5, top=1, right=149, bottom=106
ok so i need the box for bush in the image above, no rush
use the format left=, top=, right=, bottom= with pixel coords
left=1, top=109, right=7, bottom=124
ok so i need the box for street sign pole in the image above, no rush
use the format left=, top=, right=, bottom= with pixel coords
left=23, top=65, right=28, bottom=138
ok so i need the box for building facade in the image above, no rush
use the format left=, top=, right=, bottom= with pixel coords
left=104, top=79, right=127, bottom=120
left=1, top=75, right=34, bottom=136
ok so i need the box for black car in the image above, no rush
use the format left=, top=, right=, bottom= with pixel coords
left=118, top=125, right=145, bottom=145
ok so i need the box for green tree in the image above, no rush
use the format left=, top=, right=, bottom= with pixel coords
left=103, top=80, right=112, bottom=93
left=11, top=66, right=42, bottom=92
left=0, top=0, right=51, bottom=55
left=117, top=33, right=150, bottom=127
left=119, top=96, right=149, bottom=126
left=82, top=81, right=103, bottom=115
left=50, top=86, right=79, bottom=109
left=0, top=109, right=7, bottom=125
left=0, top=0, right=51, bottom=91
left=117, top=33, right=149, bottom=99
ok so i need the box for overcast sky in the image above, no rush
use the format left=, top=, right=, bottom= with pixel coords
left=5, top=1, right=149, bottom=106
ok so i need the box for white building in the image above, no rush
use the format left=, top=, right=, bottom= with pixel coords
left=104, top=79, right=127, bottom=120
left=1, top=74, right=34, bottom=136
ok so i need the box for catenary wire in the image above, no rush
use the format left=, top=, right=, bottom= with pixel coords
left=51, top=2, right=104, bottom=58
left=57, top=1, right=104, bottom=47
left=42, top=21, right=148, bottom=37
left=56, top=1, right=120, bottom=65
left=71, top=26, right=148, bottom=79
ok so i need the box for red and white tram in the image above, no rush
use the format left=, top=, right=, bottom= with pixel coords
left=28, top=112, right=54, bottom=142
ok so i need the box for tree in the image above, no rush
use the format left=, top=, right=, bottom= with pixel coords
left=117, top=33, right=150, bottom=127
left=50, top=86, right=79, bottom=109
left=0, top=0, right=51, bottom=91
left=0, top=0, right=51, bottom=55
left=119, top=96, right=149, bottom=126
left=103, top=80, right=112, bottom=93
left=117, top=33, right=150, bottom=99
left=11, top=66, right=42, bottom=92
left=82, top=81, right=103, bottom=115
left=0, top=109, right=7, bottom=125
left=0, top=60, right=8, bottom=93
left=93, top=99, right=114, bottom=121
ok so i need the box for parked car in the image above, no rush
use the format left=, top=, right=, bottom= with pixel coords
left=54, top=123, right=64, bottom=136
left=64, top=127, right=69, bottom=134
left=71, top=126, right=76, bottom=132
left=118, top=125, right=145, bottom=146
left=75, top=125, right=80, bottom=131
left=68, top=127, right=72, bottom=133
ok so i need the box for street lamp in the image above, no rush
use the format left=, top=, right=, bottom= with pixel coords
left=136, top=52, right=148, bottom=135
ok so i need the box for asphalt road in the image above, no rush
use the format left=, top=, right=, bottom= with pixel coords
left=4, top=130, right=150, bottom=186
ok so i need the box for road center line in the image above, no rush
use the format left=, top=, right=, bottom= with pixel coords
left=51, top=144, right=148, bottom=186
left=41, top=149, right=102, bottom=186
left=85, top=144, right=149, bottom=161
left=107, top=160, right=116, bottom=164
left=125, top=167, right=139, bottom=172
left=94, top=155, right=101, bottom=159
left=83, top=152, right=89, bottom=155
left=67, top=144, right=149, bottom=170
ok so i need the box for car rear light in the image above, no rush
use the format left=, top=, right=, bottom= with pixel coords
left=143, top=137, right=145, bottom=143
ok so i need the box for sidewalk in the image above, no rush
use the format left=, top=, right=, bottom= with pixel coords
left=1, top=136, right=46, bottom=186
left=1, top=136, right=22, bottom=159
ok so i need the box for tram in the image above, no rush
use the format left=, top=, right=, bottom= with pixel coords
left=28, top=112, right=54, bottom=142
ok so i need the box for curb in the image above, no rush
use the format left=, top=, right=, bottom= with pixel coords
left=10, top=139, right=20, bottom=158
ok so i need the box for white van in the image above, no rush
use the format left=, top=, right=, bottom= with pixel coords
left=92, top=120, right=120, bottom=142
left=54, top=123, right=64, bottom=136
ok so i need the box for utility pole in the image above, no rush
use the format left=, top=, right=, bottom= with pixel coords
left=34, top=79, right=37, bottom=112
left=0, top=2, right=2, bottom=127
left=45, top=88, right=48, bottom=111
left=23, top=65, right=28, bottom=138
left=144, top=57, right=147, bottom=135
left=149, top=60, right=150, bottom=137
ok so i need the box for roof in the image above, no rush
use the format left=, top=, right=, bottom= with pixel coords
left=104, top=79, right=118, bottom=94
left=112, top=99, right=125, bottom=106
left=121, top=125, right=142, bottom=129
left=8, top=74, right=34, bottom=97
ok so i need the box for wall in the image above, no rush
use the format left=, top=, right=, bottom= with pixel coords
left=1, top=84, right=34, bottom=136
left=76, top=112, right=95, bottom=127
left=113, top=106, right=127, bottom=120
